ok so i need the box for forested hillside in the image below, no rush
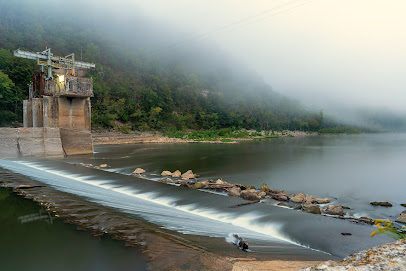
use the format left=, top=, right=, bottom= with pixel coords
left=0, top=0, right=329, bottom=131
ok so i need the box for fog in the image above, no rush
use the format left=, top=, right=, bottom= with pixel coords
left=131, top=0, right=406, bottom=113
left=4, top=0, right=406, bottom=124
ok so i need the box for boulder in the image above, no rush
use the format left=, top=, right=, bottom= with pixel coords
left=228, top=187, right=241, bottom=197
left=161, top=170, right=172, bottom=176
left=395, top=211, right=406, bottom=224
left=359, top=217, right=374, bottom=225
left=260, top=183, right=271, bottom=193
left=303, top=203, right=322, bottom=214
left=370, top=201, right=393, bottom=207
left=305, top=195, right=317, bottom=203
left=216, top=179, right=227, bottom=185
left=325, top=205, right=345, bottom=216
left=133, top=168, right=146, bottom=174
left=171, top=170, right=182, bottom=178
left=240, top=190, right=261, bottom=201
left=277, top=202, right=292, bottom=208
left=160, top=178, right=173, bottom=183
left=247, top=185, right=256, bottom=190
left=181, top=170, right=196, bottom=180
left=290, top=193, right=306, bottom=203
left=193, top=182, right=206, bottom=189
left=316, top=198, right=331, bottom=204
left=257, top=191, right=267, bottom=198
left=99, top=164, right=109, bottom=168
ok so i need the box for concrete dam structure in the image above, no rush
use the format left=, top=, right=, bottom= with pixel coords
left=0, top=48, right=95, bottom=158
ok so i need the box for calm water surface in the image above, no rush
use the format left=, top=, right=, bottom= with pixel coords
left=1, top=133, right=404, bottom=259
left=0, top=188, right=148, bottom=271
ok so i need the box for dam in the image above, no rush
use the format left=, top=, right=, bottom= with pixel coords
left=0, top=48, right=95, bottom=158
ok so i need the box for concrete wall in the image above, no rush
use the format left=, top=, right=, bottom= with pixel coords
left=23, top=100, right=33, bottom=128
left=60, top=128, right=93, bottom=156
left=32, top=98, right=43, bottom=127
left=43, top=96, right=59, bottom=128
left=58, top=97, right=87, bottom=130
left=0, top=128, right=64, bottom=158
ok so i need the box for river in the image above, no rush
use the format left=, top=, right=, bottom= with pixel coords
left=1, top=133, right=404, bottom=263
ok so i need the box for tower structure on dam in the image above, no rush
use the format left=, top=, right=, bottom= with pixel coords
left=14, top=48, right=96, bottom=155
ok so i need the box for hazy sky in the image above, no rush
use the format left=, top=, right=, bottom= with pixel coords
left=127, top=0, right=406, bottom=112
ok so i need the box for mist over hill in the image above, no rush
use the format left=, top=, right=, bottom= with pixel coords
left=0, top=0, right=404, bottom=132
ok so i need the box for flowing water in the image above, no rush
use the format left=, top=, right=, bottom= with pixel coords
left=1, top=133, right=404, bottom=260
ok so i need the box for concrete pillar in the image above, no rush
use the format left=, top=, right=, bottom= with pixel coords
left=23, top=100, right=33, bottom=128
left=58, top=97, right=86, bottom=130
left=32, top=98, right=43, bottom=127
left=43, top=96, right=59, bottom=128
left=85, top=97, right=91, bottom=131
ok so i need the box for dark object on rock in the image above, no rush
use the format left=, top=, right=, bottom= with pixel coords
left=401, top=204, right=406, bottom=208
left=341, top=232, right=352, bottom=236
left=232, top=234, right=249, bottom=251
left=229, top=200, right=260, bottom=208
left=325, top=205, right=345, bottom=216
left=370, top=201, right=393, bottom=207
left=240, top=190, right=261, bottom=201
left=341, top=206, right=351, bottom=210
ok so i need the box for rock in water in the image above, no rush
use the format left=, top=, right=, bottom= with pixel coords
left=401, top=203, right=406, bottom=208
left=133, top=168, right=146, bottom=174
left=161, top=170, right=172, bottom=176
left=303, top=203, right=322, bottom=214
left=181, top=170, right=196, bottom=180
left=290, top=193, right=306, bottom=203
left=99, top=164, right=109, bottom=168
left=257, top=191, right=266, bottom=198
left=316, top=198, right=331, bottom=204
left=305, top=195, right=317, bottom=203
left=260, top=183, right=271, bottom=193
left=240, top=190, right=261, bottom=201
left=227, top=187, right=241, bottom=197
left=325, top=205, right=345, bottom=216
left=396, top=211, right=406, bottom=224
left=193, top=182, right=206, bottom=189
left=171, top=170, right=181, bottom=178
left=370, top=201, right=393, bottom=207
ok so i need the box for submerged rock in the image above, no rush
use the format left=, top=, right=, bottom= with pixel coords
left=325, top=205, right=345, bottom=216
left=171, top=170, right=181, bottom=178
left=227, top=187, right=241, bottom=197
left=133, top=168, right=146, bottom=174
left=396, top=211, right=406, bottom=224
left=370, top=201, right=393, bottom=207
left=277, top=201, right=292, bottom=208
left=240, top=190, right=261, bottom=201
left=161, top=170, right=172, bottom=176
left=290, top=193, right=306, bottom=203
left=303, top=203, right=322, bottom=215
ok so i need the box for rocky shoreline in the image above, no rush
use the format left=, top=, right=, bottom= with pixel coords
left=91, top=130, right=317, bottom=145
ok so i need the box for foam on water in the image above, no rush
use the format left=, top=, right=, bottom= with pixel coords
left=0, top=159, right=322, bottom=251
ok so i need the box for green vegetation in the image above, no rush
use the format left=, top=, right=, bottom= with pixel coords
left=318, top=126, right=362, bottom=135
left=371, top=219, right=406, bottom=240
left=0, top=1, right=329, bottom=131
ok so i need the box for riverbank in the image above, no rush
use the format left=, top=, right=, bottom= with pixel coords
left=0, top=166, right=333, bottom=271
left=92, top=130, right=317, bottom=145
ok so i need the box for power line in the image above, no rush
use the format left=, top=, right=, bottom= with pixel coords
left=150, top=0, right=315, bottom=57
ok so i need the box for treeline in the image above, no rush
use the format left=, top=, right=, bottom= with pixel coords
left=0, top=1, right=337, bottom=132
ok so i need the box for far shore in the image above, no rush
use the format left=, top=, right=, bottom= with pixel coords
left=92, top=130, right=317, bottom=145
